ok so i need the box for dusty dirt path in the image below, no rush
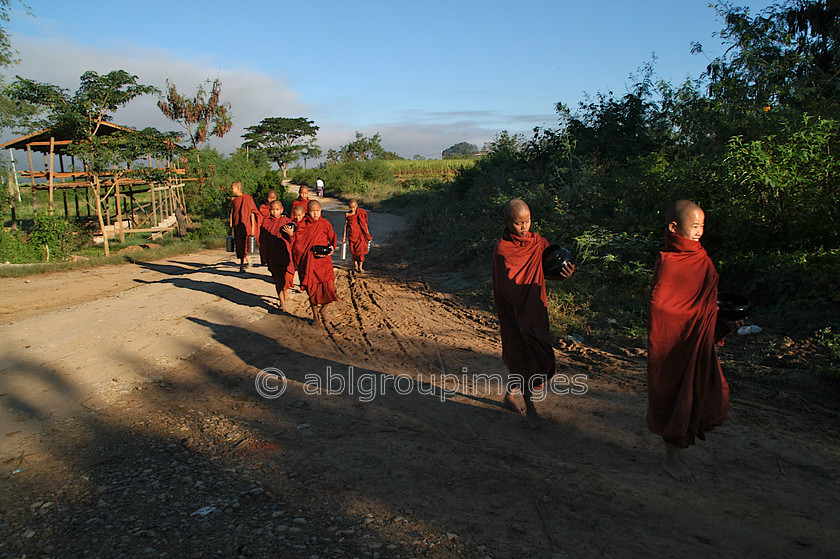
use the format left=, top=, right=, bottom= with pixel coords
left=1, top=204, right=838, bottom=558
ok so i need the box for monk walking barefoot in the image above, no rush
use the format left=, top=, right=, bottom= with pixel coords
left=293, top=200, right=338, bottom=326
left=260, top=200, right=295, bottom=312
left=647, top=199, right=732, bottom=482
left=492, top=199, right=574, bottom=428
left=229, top=181, right=259, bottom=273
left=343, top=199, right=372, bottom=273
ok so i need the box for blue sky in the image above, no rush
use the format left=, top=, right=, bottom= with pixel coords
left=4, top=0, right=774, bottom=160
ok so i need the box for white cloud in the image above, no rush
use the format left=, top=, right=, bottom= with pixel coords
left=3, top=34, right=307, bottom=155
left=3, top=33, right=557, bottom=162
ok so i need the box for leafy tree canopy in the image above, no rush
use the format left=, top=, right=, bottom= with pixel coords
left=442, top=141, right=478, bottom=159
left=157, top=78, right=232, bottom=158
left=241, top=116, right=319, bottom=177
left=326, top=131, right=400, bottom=164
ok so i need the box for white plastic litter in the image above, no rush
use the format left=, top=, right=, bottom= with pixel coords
left=190, top=506, right=216, bottom=517
left=737, top=325, right=763, bottom=335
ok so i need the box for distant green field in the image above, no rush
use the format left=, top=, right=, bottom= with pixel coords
left=381, top=159, right=475, bottom=179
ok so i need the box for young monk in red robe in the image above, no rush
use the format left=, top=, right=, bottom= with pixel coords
left=647, top=199, right=730, bottom=482
left=229, top=181, right=259, bottom=272
left=260, top=200, right=295, bottom=311
left=492, top=199, right=575, bottom=428
left=343, top=199, right=373, bottom=272
left=290, top=205, right=307, bottom=287
left=291, top=185, right=311, bottom=214
left=293, top=200, right=337, bottom=326
left=256, top=189, right=278, bottom=267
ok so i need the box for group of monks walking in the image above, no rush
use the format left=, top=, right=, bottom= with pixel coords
left=228, top=181, right=372, bottom=326
left=233, top=181, right=731, bottom=483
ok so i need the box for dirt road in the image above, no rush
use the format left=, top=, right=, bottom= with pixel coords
left=1, top=204, right=838, bottom=558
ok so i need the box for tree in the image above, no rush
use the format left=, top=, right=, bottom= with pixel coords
left=0, top=0, right=35, bottom=129
left=298, top=138, right=322, bottom=169
left=332, top=131, right=400, bottom=163
left=9, top=70, right=178, bottom=256
left=157, top=78, right=232, bottom=162
left=241, top=117, right=319, bottom=177
left=442, top=141, right=478, bottom=159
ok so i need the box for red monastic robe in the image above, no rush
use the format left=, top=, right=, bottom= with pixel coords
left=293, top=216, right=338, bottom=305
left=261, top=215, right=295, bottom=292
left=291, top=197, right=309, bottom=213
left=345, top=208, right=372, bottom=262
left=647, top=231, right=730, bottom=448
left=257, top=202, right=272, bottom=259
left=492, top=230, right=555, bottom=390
left=230, top=194, right=259, bottom=259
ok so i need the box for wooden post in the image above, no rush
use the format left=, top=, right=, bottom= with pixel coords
left=6, top=176, right=16, bottom=230
left=47, top=140, right=55, bottom=214
left=9, top=149, right=21, bottom=202
left=115, top=178, right=124, bottom=243
left=63, top=190, right=69, bottom=217
left=74, top=188, right=80, bottom=217
left=26, top=145, right=37, bottom=214
left=150, top=182, right=158, bottom=227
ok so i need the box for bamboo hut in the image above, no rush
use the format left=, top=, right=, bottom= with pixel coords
left=1, top=122, right=191, bottom=243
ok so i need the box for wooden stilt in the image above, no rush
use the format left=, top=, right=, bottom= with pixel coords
left=116, top=178, right=124, bottom=243
left=26, top=145, right=36, bottom=214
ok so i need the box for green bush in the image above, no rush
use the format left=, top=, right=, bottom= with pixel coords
left=189, top=218, right=229, bottom=240
left=30, top=213, right=78, bottom=260
left=0, top=228, right=37, bottom=263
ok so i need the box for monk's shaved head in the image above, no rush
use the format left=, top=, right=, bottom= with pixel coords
left=270, top=200, right=283, bottom=209
left=267, top=189, right=277, bottom=201
left=503, top=198, right=530, bottom=221
left=307, top=200, right=322, bottom=211
left=666, top=199, right=702, bottom=226
left=666, top=199, right=706, bottom=241
left=231, top=181, right=243, bottom=194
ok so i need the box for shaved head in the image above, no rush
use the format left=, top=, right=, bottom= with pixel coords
left=307, top=200, right=321, bottom=211
left=503, top=198, right=530, bottom=222
left=270, top=200, right=283, bottom=210
left=666, top=199, right=702, bottom=226
left=267, top=189, right=277, bottom=201
left=231, top=181, right=243, bottom=195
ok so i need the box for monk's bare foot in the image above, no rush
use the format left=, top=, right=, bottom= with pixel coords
left=503, top=392, right=525, bottom=414
left=663, top=443, right=697, bottom=482
left=526, top=409, right=549, bottom=429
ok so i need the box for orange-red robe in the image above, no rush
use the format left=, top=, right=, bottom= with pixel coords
left=230, top=194, right=259, bottom=259
left=293, top=216, right=337, bottom=305
left=257, top=202, right=272, bottom=261
left=291, top=197, right=309, bottom=213
left=261, top=215, right=295, bottom=292
left=492, top=230, right=555, bottom=390
left=345, top=208, right=372, bottom=262
left=647, top=231, right=729, bottom=448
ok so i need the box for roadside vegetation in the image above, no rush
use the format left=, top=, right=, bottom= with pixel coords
left=1, top=2, right=837, bottom=370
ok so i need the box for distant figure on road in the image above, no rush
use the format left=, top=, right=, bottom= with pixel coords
left=315, top=177, right=325, bottom=197
left=343, top=199, right=372, bottom=273
left=492, top=198, right=574, bottom=428
left=229, top=181, right=259, bottom=273
left=646, top=199, right=730, bottom=482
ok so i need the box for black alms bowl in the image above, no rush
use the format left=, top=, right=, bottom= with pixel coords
left=311, top=245, right=332, bottom=256
left=543, top=245, right=573, bottom=281
left=717, top=292, right=750, bottom=321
